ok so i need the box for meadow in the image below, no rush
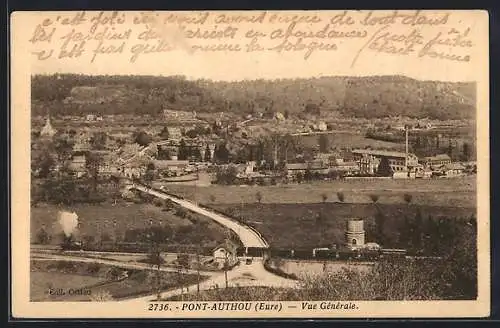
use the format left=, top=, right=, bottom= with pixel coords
left=31, top=260, right=201, bottom=301
left=209, top=202, right=476, bottom=249
left=165, top=176, right=476, bottom=208
left=298, top=131, right=406, bottom=151
left=30, top=201, right=231, bottom=250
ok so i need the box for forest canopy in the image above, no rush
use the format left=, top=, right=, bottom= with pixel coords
left=31, top=74, right=476, bottom=120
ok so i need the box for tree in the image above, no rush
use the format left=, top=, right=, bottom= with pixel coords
left=209, top=194, right=216, bottom=203
left=85, top=152, right=103, bottom=192
left=304, top=102, right=320, bottom=115
left=374, top=208, right=385, bottom=246
left=204, top=144, right=212, bottom=162
left=215, top=165, right=238, bottom=185
left=178, top=139, right=188, bottom=160
left=191, top=147, right=202, bottom=161
left=462, top=142, right=471, bottom=161
left=53, top=136, right=74, bottom=166
left=158, top=146, right=170, bottom=160
left=255, top=191, right=263, bottom=203
left=304, top=169, right=313, bottom=181
left=318, top=135, right=329, bottom=153
left=447, top=137, right=454, bottom=158
left=90, top=132, right=107, bottom=150
left=214, top=143, right=230, bottom=164
left=403, top=193, right=413, bottom=205
left=337, top=191, right=345, bottom=203
left=369, top=194, right=379, bottom=204
left=159, top=126, right=170, bottom=139
left=377, top=157, right=393, bottom=177
left=32, top=150, right=55, bottom=178
left=36, top=227, right=50, bottom=244
left=321, top=193, right=328, bottom=203
left=144, top=162, right=155, bottom=182
left=134, top=130, right=152, bottom=147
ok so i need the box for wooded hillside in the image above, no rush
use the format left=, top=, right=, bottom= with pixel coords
left=31, top=74, right=476, bottom=120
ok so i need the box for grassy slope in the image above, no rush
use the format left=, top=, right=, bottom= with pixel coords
left=209, top=202, right=475, bottom=249
left=30, top=201, right=229, bottom=248
left=165, top=176, right=476, bottom=208
left=31, top=260, right=201, bottom=301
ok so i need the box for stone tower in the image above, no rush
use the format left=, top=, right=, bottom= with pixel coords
left=346, top=218, right=365, bottom=250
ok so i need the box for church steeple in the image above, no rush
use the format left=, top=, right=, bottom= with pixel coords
left=40, top=111, right=56, bottom=137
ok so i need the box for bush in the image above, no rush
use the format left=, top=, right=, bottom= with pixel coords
left=175, top=207, right=188, bottom=218
left=369, top=194, right=380, bottom=203
left=403, top=193, right=413, bottom=204
left=105, top=267, right=124, bottom=281
left=153, top=198, right=164, bottom=207
left=35, top=228, right=51, bottom=244
left=86, top=262, right=102, bottom=275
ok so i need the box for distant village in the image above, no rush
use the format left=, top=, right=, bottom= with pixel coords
left=32, top=110, right=476, bottom=186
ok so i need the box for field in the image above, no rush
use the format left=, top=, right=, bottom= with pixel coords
left=209, top=202, right=475, bottom=249
left=30, top=201, right=230, bottom=249
left=165, top=176, right=476, bottom=208
left=268, top=259, right=374, bottom=278
left=298, top=132, right=406, bottom=151
left=31, top=271, right=103, bottom=301
left=31, top=260, right=201, bottom=301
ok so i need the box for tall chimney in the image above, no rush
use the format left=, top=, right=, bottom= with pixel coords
left=405, top=126, right=409, bottom=171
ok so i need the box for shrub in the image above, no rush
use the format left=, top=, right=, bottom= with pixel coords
left=403, top=193, right=413, bottom=204
left=35, top=228, right=50, bottom=244
left=336, top=192, right=345, bottom=203
left=153, top=198, right=164, bottom=207
left=86, top=262, right=102, bottom=275
left=369, top=194, right=380, bottom=203
left=90, top=290, right=114, bottom=302
left=105, top=267, right=123, bottom=281
left=175, top=207, right=188, bottom=218
left=255, top=191, right=263, bottom=203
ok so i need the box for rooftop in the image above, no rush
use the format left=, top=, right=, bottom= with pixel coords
left=424, top=154, right=451, bottom=161
left=213, top=239, right=239, bottom=253
left=286, top=163, right=308, bottom=170
left=153, top=160, right=190, bottom=169
left=444, top=163, right=466, bottom=170
left=352, top=149, right=415, bottom=158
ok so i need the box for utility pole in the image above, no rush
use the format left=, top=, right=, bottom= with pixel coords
left=274, top=134, right=278, bottom=170
left=196, top=247, right=201, bottom=297
left=224, top=252, right=229, bottom=289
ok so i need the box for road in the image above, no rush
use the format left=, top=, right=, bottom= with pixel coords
left=32, top=251, right=299, bottom=302
left=31, top=251, right=218, bottom=277
left=128, top=183, right=269, bottom=248
left=123, top=258, right=299, bottom=302
left=33, top=181, right=297, bottom=301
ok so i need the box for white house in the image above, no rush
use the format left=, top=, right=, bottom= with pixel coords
left=212, top=240, right=239, bottom=269
left=442, top=163, right=466, bottom=177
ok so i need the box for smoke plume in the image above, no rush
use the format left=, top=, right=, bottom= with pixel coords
left=58, top=211, right=79, bottom=237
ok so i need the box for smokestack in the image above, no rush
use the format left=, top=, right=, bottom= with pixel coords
left=405, top=126, right=409, bottom=171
